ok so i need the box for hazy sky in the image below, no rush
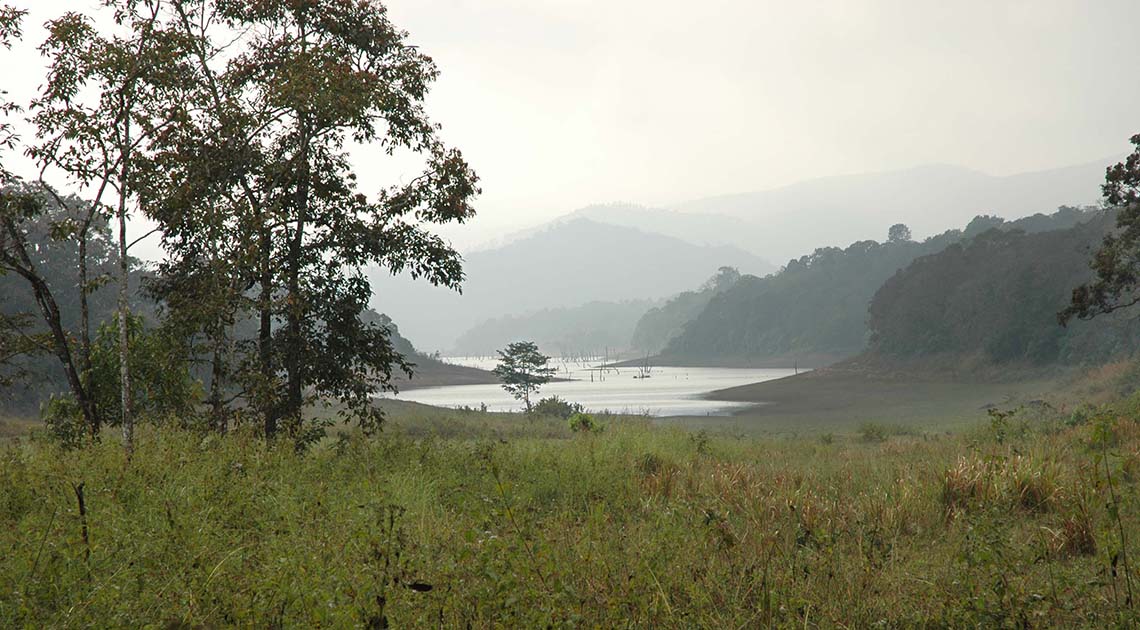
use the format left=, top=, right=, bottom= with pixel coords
left=4, top=0, right=1140, bottom=250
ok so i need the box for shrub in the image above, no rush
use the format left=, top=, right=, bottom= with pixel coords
left=532, top=395, right=583, bottom=419
left=567, top=412, right=597, bottom=433
left=39, top=394, right=87, bottom=449
left=1066, top=403, right=1096, bottom=427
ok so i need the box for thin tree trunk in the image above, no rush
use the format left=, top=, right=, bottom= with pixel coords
left=259, top=225, right=276, bottom=438
left=2, top=222, right=98, bottom=437
left=210, top=324, right=226, bottom=434
left=117, top=114, right=133, bottom=458
left=284, top=140, right=308, bottom=436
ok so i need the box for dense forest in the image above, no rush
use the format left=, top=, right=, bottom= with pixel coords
left=663, top=208, right=1098, bottom=362
left=869, top=212, right=1140, bottom=365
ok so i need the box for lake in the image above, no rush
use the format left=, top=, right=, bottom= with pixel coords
left=385, top=357, right=801, bottom=416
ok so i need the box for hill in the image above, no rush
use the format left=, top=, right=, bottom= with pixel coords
left=452, top=299, right=658, bottom=357
left=867, top=209, right=1140, bottom=367
left=629, top=266, right=743, bottom=354
left=368, top=218, right=774, bottom=351
left=363, top=312, right=496, bottom=389
left=662, top=207, right=1098, bottom=365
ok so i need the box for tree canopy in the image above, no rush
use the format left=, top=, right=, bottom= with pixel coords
left=1061, top=134, right=1140, bottom=325
left=493, top=341, right=556, bottom=413
left=663, top=208, right=1097, bottom=362
left=0, top=0, right=480, bottom=446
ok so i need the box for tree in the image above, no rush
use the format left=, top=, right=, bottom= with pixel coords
left=148, top=0, right=479, bottom=439
left=0, top=183, right=100, bottom=436
left=0, top=8, right=103, bottom=436
left=1061, top=133, right=1140, bottom=325
left=28, top=0, right=191, bottom=455
left=888, top=223, right=912, bottom=243
left=493, top=341, right=556, bottom=413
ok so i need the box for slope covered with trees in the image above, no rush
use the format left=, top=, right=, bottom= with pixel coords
left=369, top=218, right=773, bottom=351
left=630, top=266, right=743, bottom=354
left=453, top=299, right=658, bottom=357
left=868, top=211, right=1140, bottom=364
left=664, top=208, right=1097, bottom=363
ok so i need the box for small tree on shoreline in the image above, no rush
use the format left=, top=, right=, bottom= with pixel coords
left=493, top=341, right=555, bottom=413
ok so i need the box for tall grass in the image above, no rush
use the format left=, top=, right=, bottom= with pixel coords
left=1, top=398, right=1140, bottom=626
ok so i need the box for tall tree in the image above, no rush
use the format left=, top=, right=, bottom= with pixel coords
left=1061, top=134, right=1140, bottom=325
left=0, top=183, right=100, bottom=435
left=0, top=7, right=101, bottom=433
left=28, top=0, right=192, bottom=454
left=150, top=0, right=479, bottom=438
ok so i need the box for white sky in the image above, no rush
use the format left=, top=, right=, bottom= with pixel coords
left=4, top=0, right=1140, bottom=251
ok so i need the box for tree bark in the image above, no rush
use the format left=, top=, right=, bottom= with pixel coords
left=284, top=129, right=309, bottom=437
left=117, top=113, right=133, bottom=458
left=259, top=226, right=276, bottom=438
left=2, top=220, right=98, bottom=437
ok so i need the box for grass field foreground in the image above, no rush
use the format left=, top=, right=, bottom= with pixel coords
left=3, top=396, right=1140, bottom=627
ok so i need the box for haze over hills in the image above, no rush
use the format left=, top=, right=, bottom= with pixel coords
left=467, top=157, right=1113, bottom=266
left=672, top=157, right=1115, bottom=262
left=451, top=299, right=659, bottom=357
left=369, top=218, right=774, bottom=352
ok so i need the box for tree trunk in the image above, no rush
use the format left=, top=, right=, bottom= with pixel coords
left=259, top=226, right=276, bottom=438
left=2, top=221, right=98, bottom=437
left=210, top=324, right=226, bottom=434
left=284, top=142, right=308, bottom=437
left=117, top=116, right=133, bottom=458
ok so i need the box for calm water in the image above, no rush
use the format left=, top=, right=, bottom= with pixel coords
left=385, top=357, right=800, bottom=416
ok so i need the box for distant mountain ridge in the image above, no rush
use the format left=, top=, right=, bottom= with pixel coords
left=452, top=299, right=659, bottom=357
left=470, top=157, right=1114, bottom=265
left=369, top=218, right=774, bottom=351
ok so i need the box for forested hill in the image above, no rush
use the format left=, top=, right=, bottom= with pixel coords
left=868, top=209, right=1140, bottom=365
left=453, top=299, right=658, bottom=357
left=630, top=266, right=742, bottom=354
left=662, top=207, right=1099, bottom=363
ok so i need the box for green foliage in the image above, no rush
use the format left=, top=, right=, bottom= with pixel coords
left=566, top=412, right=597, bottom=433
left=89, top=314, right=198, bottom=426
left=3, top=401, right=1140, bottom=626
left=39, top=394, right=86, bottom=449
left=667, top=207, right=1098, bottom=362
left=1062, top=133, right=1140, bottom=325
left=493, top=341, right=556, bottom=412
left=888, top=223, right=913, bottom=243
left=869, top=208, right=1140, bottom=363
left=631, top=266, right=740, bottom=354
left=531, top=395, right=583, bottom=419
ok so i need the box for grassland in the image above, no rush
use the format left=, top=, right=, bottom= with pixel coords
left=2, top=373, right=1140, bottom=627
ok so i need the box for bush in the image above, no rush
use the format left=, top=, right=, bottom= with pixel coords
left=39, top=394, right=87, bottom=449
left=532, top=395, right=583, bottom=419
left=567, top=412, right=597, bottom=433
